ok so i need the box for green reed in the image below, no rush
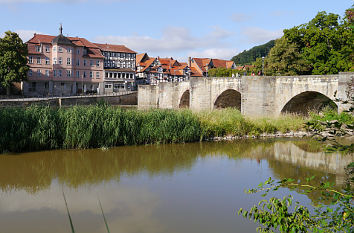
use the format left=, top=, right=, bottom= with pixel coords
left=0, top=106, right=306, bottom=153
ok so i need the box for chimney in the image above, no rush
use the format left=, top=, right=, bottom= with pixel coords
left=188, top=57, right=192, bottom=67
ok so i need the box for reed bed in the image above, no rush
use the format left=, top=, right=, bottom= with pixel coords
left=0, top=106, right=307, bottom=153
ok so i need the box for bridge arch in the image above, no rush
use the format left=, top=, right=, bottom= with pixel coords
left=179, top=90, right=190, bottom=108
left=214, top=89, right=241, bottom=110
left=281, top=91, right=337, bottom=115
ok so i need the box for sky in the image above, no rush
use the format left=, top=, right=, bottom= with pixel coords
left=0, top=0, right=351, bottom=61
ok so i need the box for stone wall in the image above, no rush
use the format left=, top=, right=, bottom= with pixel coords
left=0, top=92, right=137, bottom=108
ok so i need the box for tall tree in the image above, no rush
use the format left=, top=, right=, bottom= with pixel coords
left=0, top=31, right=29, bottom=95
left=231, top=40, right=275, bottom=65
left=260, top=8, right=353, bottom=76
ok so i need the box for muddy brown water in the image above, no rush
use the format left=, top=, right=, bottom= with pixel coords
left=0, top=139, right=352, bottom=233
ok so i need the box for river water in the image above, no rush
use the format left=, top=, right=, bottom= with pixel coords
left=0, top=139, right=352, bottom=233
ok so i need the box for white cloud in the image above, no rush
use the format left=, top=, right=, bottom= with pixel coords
left=15, top=29, right=41, bottom=42
left=231, top=13, right=251, bottom=22
left=241, top=27, right=282, bottom=44
left=188, top=48, right=237, bottom=60
left=94, top=26, right=232, bottom=55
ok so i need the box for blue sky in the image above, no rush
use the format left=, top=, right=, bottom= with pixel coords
left=0, top=0, right=351, bottom=61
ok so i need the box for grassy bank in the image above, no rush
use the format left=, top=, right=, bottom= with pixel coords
left=0, top=105, right=323, bottom=153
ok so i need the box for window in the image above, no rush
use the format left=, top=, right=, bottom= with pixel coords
left=67, top=48, right=72, bottom=53
left=83, top=60, right=86, bottom=66
left=118, top=73, right=121, bottom=78
left=45, top=82, right=49, bottom=89
left=35, top=46, right=41, bottom=52
left=28, top=56, right=33, bottom=64
left=114, top=73, right=117, bottom=78
left=90, top=60, right=93, bottom=66
left=67, top=70, right=71, bottom=77
left=105, top=72, right=108, bottom=78
left=53, top=57, right=57, bottom=64
left=37, top=57, right=41, bottom=64
left=45, top=46, right=50, bottom=52
left=28, top=69, right=32, bottom=77
left=37, top=69, right=41, bottom=77
left=109, top=73, right=113, bottom=78
left=96, top=60, right=100, bottom=67
left=90, top=71, right=93, bottom=78
left=76, top=71, right=80, bottom=78
left=45, top=57, right=50, bottom=65
left=96, top=72, right=100, bottom=78
left=45, top=70, right=49, bottom=77
left=58, top=70, right=62, bottom=77
left=31, top=82, right=36, bottom=91
left=105, top=84, right=112, bottom=89
left=59, top=57, right=62, bottom=65
left=77, top=49, right=80, bottom=54
left=58, top=46, right=63, bottom=53
left=77, top=59, right=80, bottom=66
left=53, top=70, right=57, bottom=77
left=83, top=72, right=86, bottom=78
left=53, top=46, right=57, bottom=52
left=67, top=58, right=71, bottom=65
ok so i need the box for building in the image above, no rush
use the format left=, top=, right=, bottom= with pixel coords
left=25, top=25, right=104, bottom=96
left=136, top=53, right=191, bottom=85
left=94, top=43, right=137, bottom=93
left=190, top=58, right=236, bottom=77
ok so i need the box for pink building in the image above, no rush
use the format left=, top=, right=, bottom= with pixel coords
left=24, top=26, right=104, bottom=96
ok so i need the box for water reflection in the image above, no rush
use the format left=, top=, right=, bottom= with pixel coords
left=0, top=139, right=352, bottom=233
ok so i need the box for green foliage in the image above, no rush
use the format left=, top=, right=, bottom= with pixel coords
left=231, top=40, right=275, bottom=65
left=208, top=67, right=243, bottom=77
left=305, top=108, right=354, bottom=132
left=260, top=8, right=353, bottom=76
left=0, top=31, right=29, bottom=94
left=239, top=176, right=354, bottom=232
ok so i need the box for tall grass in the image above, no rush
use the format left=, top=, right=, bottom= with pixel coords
left=0, top=106, right=307, bottom=153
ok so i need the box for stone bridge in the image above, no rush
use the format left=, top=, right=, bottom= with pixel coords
left=138, top=72, right=353, bottom=116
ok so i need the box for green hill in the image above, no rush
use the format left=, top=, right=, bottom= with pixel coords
left=231, top=40, right=275, bottom=65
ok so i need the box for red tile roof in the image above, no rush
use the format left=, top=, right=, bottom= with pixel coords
left=94, top=43, right=136, bottom=54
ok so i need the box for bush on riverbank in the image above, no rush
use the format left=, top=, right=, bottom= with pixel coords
left=1, top=106, right=308, bottom=153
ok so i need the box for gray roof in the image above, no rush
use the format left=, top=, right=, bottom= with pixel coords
left=52, top=34, right=73, bottom=46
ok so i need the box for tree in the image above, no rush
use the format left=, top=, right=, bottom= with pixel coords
left=0, top=31, right=29, bottom=95
left=259, top=8, right=353, bottom=76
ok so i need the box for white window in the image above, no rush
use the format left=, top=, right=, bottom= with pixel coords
left=76, top=71, right=80, bottom=78
left=59, top=57, right=62, bottom=65
left=67, top=70, right=71, bottom=77
left=67, top=48, right=72, bottom=53
left=105, top=84, right=112, bottom=89
left=28, top=56, right=33, bottom=64
left=90, top=71, right=93, bottom=78
left=45, top=57, right=50, bottom=65
left=45, top=70, right=49, bottom=77
left=96, top=72, right=100, bottom=78
left=53, top=57, right=57, bottom=64
left=53, top=46, right=57, bottom=52
left=28, top=69, right=32, bottom=77
left=58, top=70, right=62, bottom=77
left=96, top=60, right=100, bottom=67
left=35, top=46, right=41, bottom=52
left=37, top=69, right=41, bottom=77
left=67, top=58, right=71, bottom=65
left=37, top=57, right=41, bottom=64
left=58, top=46, right=63, bottom=53
left=45, top=46, right=50, bottom=52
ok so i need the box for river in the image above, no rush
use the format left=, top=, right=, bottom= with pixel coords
left=0, top=139, right=352, bottom=233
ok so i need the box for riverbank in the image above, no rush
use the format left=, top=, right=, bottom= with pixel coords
left=0, top=106, right=352, bottom=153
